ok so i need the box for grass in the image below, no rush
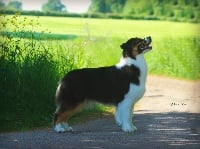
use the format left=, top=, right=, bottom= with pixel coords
left=146, top=37, right=200, bottom=79
left=78, top=36, right=200, bottom=80
left=0, top=14, right=199, bottom=132
left=3, top=15, right=200, bottom=38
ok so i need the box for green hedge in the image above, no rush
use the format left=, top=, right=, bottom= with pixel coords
left=0, top=8, right=199, bottom=23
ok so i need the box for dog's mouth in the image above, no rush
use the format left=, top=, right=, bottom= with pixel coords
left=138, top=36, right=152, bottom=53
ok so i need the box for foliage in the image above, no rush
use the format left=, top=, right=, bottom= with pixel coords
left=123, top=0, right=154, bottom=15
left=0, top=5, right=200, bottom=23
left=42, top=0, right=66, bottom=12
left=0, top=14, right=87, bottom=132
left=88, top=0, right=126, bottom=13
left=0, top=0, right=5, bottom=8
left=7, top=0, right=22, bottom=10
left=88, top=0, right=107, bottom=13
left=88, top=0, right=200, bottom=23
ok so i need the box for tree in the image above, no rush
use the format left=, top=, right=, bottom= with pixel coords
left=88, top=0, right=107, bottom=13
left=7, top=0, right=22, bottom=10
left=123, top=0, right=153, bottom=15
left=123, top=0, right=135, bottom=15
left=88, top=0, right=126, bottom=13
left=42, top=0, right=66, bottom=12
left=0, top=0, right=5, bottom=8
left=109, top=0, right=126, bottom=13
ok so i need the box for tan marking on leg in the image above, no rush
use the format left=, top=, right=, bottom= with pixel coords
left=55, top=102, right=85, bottom=125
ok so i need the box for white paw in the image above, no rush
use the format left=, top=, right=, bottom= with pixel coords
left=122, top=124, right=137, bottom=132
left=54, top=123, right=73, bottom=133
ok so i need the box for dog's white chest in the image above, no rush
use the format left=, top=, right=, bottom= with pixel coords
left=135, top=55, right=147, bottom=85
left=116, top=55, right=147, bottom=100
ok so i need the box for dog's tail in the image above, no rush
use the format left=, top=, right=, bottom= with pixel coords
left=54, top=80, right=71, bottom=126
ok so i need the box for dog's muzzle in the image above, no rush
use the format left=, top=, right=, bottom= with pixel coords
left=143, top=36, right=152, bottom=45
left=139, top=36, right=152, bottom=52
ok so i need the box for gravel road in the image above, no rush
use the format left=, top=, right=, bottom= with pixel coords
left=0, top=76, right=200, bottom=149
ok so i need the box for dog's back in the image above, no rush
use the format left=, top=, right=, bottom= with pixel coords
left=57, top=65, right=140, bottom=105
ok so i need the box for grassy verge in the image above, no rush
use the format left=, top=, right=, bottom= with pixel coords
left=80, top=36, right=200, bottom=80
left=0, top=14, right=88, bottom=132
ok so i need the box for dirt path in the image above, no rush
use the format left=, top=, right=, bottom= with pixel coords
left=0, top=76, right=200, bottom=149
left=136, top=76, right=200, bottom=113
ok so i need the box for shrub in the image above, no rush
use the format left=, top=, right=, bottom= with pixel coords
left=0, top=14, right=86, bottom=132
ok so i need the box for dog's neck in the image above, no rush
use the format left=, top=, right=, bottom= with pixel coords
left=116, top=55, right=147, bottom=84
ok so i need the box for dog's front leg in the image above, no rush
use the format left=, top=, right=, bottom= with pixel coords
left=117, top=99, right=137, bottom=132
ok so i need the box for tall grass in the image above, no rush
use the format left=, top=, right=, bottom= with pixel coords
left=146, top=37, right=200, bottom=79
left=80, top=36, right=200, bottom=80
left=0, top=14, right=88, bottom=132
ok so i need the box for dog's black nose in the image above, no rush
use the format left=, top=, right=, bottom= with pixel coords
left=148, top=36, right=152, bottom=42
left=144, top=36, right=152, bottom=44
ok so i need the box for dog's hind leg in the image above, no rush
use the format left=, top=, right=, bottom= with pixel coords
left=54, top=102, right=84, bottom=133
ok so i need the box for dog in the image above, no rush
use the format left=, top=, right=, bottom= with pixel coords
left=54, top=36, right=152, bottom=133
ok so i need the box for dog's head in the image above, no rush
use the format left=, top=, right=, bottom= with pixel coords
left=120, top=36, right=152, bottom=59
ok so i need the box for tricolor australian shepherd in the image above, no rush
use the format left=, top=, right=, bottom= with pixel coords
left=54, top=36, right=152, bottom=133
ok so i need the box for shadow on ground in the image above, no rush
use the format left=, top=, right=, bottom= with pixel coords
left=0, top=112, right=199, bottom=149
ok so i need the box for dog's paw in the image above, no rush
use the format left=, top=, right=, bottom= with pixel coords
left=54, top=123, right=73, bottom=133
left=122, top=124, right=137, bottom=133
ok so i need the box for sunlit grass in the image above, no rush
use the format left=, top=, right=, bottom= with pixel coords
left=3, top=14, right=197, bottom=79
left=79, top=36, right=200, bottom=80
left=2, top=15, right=200, bottom=38
left=38, top=16, right=200, bottom=38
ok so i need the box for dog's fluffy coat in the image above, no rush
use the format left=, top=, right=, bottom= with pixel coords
left=54, top=37, right=152, bottom=132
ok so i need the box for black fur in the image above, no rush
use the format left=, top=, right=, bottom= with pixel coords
left=58, top=65, right=140, bottom=106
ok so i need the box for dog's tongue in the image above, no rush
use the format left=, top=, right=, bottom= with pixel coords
left=144, top=45, right=152, bottom=50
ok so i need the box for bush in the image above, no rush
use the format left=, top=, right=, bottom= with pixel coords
left=0, top=14, right=86, bottom=132
left=0, top=7, right=199, bottom=23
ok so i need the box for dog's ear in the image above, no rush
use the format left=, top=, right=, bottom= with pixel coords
left=120, top=42, right=128, bottom=50
left=120, top=38, right=135, bottom=58
left=120, top=38, right=134, bottom=50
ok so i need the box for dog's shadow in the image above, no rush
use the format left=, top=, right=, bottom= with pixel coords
left=73, top=117, right=121, bottom=133
left=68, top=112, right=199, bottom=136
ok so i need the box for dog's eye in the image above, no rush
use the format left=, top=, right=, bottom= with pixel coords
left=142, top=40, right=146, bottom=45
left=138, top=42, right=145, bottom=47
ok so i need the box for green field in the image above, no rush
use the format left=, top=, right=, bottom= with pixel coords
left=3, top=15, right=199, bottom=77
left=27, top=15, right=200, bottom=79
left=40, top=17, right=200, bottom=38
left=0, top=14, right=199, bottom=132
left=4, top=15, right=199, bottom=37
